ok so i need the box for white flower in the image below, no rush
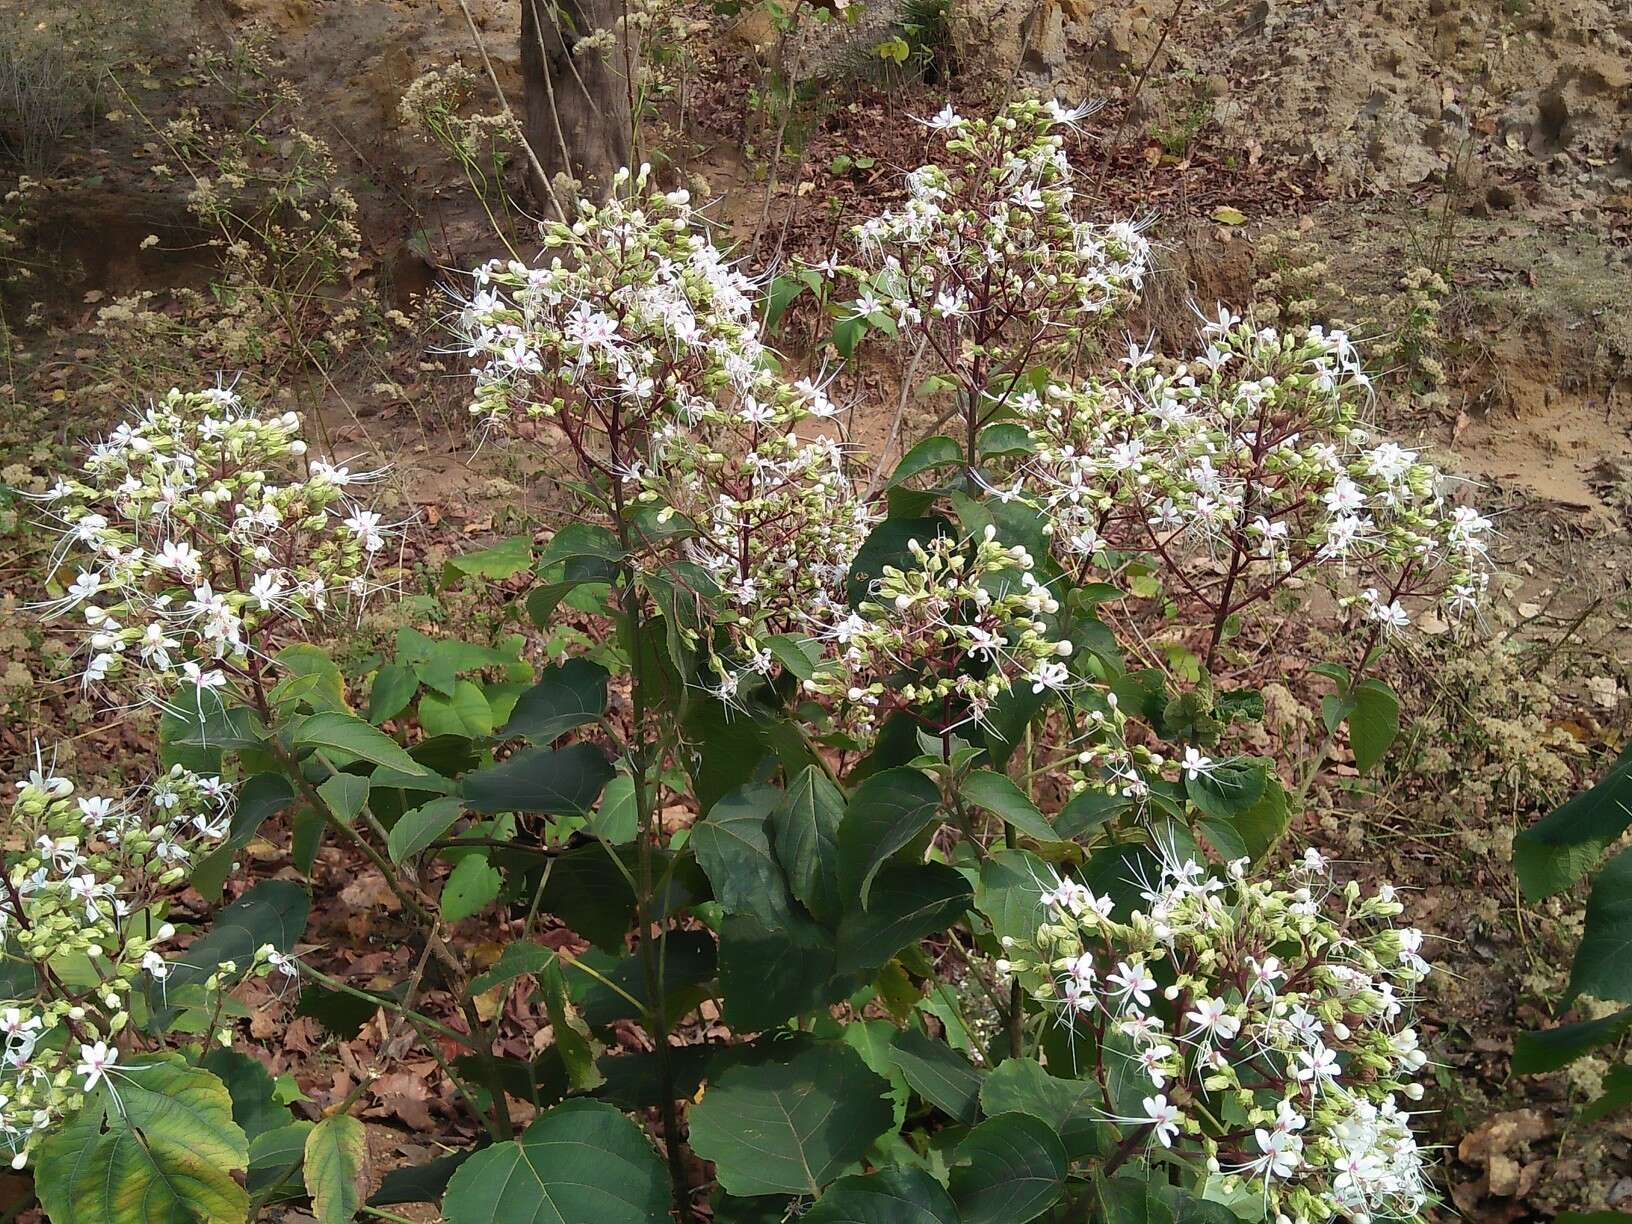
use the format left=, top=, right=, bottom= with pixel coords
left=76, top=1042, right=117, bottom=1091
left=1180, top=747, right=1214, bottom=781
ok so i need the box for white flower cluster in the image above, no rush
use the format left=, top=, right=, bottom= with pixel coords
left=453, top=168, right=877, bottom=667
left=32, top=387, right=397, bottom=711
left=804, top=527, right=1074, bottom=733
left=841, top=98, right=1150, bottom=401
left=1005, top=847, right=1433, bottom=1224
left=0, top=757, right=234, bottom=1167
left=456, top=164, right=772, bottom=443
left=1018, top=313, right=1492, bottom=632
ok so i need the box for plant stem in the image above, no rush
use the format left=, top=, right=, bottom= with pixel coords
left=609, top=475, right=694, bottom=1223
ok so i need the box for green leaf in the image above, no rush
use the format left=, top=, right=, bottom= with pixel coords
left=420, top=680, right=495, bottom=738
left=960, top=770, right=1057, bottom=842
left=1348, top=678, right=1400, bottom=774
left=805, top=1167, right=959, bottom=1223
left=35, top=1060, right=249, bottom=1224
left=1184, top=758, right=1268, bottom=822
left=977, top=422, right=1034, bottom=458
left=273, top=644, right=349, bottom=712
left=159, top=880, right=309, bottom=998
left=978, top=1058, right=1108, bottom=1160
left=836, top=862, right=972, bottom=976
left=387, top=796, right=467, bottom=862
left=1516, top=744, right=1632, bottom=900
left=769, top=766, right=847, bottom=926
left=975, top=849, right=1054, bottom=946
left=367, top=662, right=419, bottom=724
left=1581, top=1063, right=1632, bottom=1123
left=443, top=534, right=533, bottom=585
left=689, top=1043, right=895, bottom=1197
left=201, top=1048, right=291, bottom=1144
left=298, top=985, right=384, bottom=1041
left=460, top=743, right=614, bottom=815
left=248, top=1121, right=312, bottom=1200
left=470, top=940, right=558, bottom=995
left=500, top=658, right=610, bottom=742
left=441, top=1099, right=669, bottom=1223
left=193, top=772, right=297, bottom=899
left=442, top=853, right=502, bottom=923
left=293, top=712, right=428, bottom=776
left=1512, top=1008, right=1632, bottom=1074
left=369, top=1147, right=476, bottom=1206
left=949, top=1112, right=1067, bottom=1224
left=1055, top=789, right=1129, bottom=840
left=538, top=522, right=625, bottom=570
left=692, top=784, right=794, bottom=930
left=1568, top=845, right=1632, bottom=1004
left=718, top=914, right=848, bottom=1030
left=890, top=435, right=964, bottom=486
left=304, top=1114, right=368, bottom=1224
left=832, top=313, right=866, bottom=359
left=846, top=516, right=954, bottom=607
left=839, top=767, right=944, bottom=909
left=889, top=1027, right=982, bottom=1122
left=318, top=772, right=369, bottom=825
left=763, top=274, right=808, bottom=331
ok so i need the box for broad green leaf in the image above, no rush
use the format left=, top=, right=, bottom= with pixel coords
left=460, top=742, right=613, bottom=815
left=35, top=1060, right=248, bottom=1224
left=500, top=658, right=609, bottom=742
left=443, top=534, right=533, bottom=585
left=470, top=940, right=559, bottom=994
left=537, top=522, right=625, bottom=569
left=836, top=862, right=972, bottom=976
left=442, top=1099, right=668, bottom=1223
left=1516, top=743, right=1632, bottom=900
left=442, top=853, right=502, bottom=922
left=541, top=958, right=603, bottom=1092
left=572, top=929, right=717, bottom=1031
left=975, top=849, right=1054, bottom=946
left=1184, top=758, right=1268, bottom=822
left=1348, top=678, right=1400, bottom=774
left=839, top=767, right=944, bottom=909
left=1515, top=1006, right=1632, bottom=1073
left=805, top=1167, right=959, bottom=1222
left=692, top=784, right=794, bottom=930
left=1568, top=845, right=1632, bottom=1003
left=949, top=1112, right=1066, bottom=1224
left=845, top=516, right=954, bottom=607
left=293, top=712, right=428, bottom=776
left=889, top=1027, right=982, bottom=1122
left=890, top=435, right=963, bottom=486
left=689, top=1043, right=894, bottom=1197
left=160, top=880, right=309, bottom=997
left=960, top=770, right=1057, bottom=842
left=1582, top=1063, right=1632, bottom=1123
left=369, top=1147, right=475, bottom=1206
left=592, top=773, right=640, bottom=843
left=304, top=1114, right=368, bottom=1224
left=298, top=985, right=384, bottom=1041
left=387, top=796, right=467, bottom=862
left=1228, top=774, right=1290, bottom=862
left=367, top=662, right=419, bottom=724
left=248, top=1121, right=312, bottom=1200
left=769, top=766, right=846, bottom=926
left=318, top=772, right=369, bottom=825
left=192, top=772, right=296, bottom=898
left=718, top=914, right=848, bottom=1031
left=273, top=644, right=349, bottom=712
left=1055, top=789, right=1129, bottom=840
left=978, top=1058, right=1108, bottom=1159
left=977, top=422, right=1033, bottom=458
left=201, top=1048, right=291, bottom=1144
left=419, top=680, right=494, bottom=739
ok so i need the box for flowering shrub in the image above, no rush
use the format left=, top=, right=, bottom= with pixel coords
left=9, top=97, right=1514, bottom=1224
left=30, top=386, right=396, bottom=711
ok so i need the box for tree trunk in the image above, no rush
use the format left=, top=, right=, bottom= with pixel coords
left=520, top=0, right=634, bottom=207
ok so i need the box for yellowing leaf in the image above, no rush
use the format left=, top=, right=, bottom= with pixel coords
left=1211, top=206, right=1248, bottom=225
